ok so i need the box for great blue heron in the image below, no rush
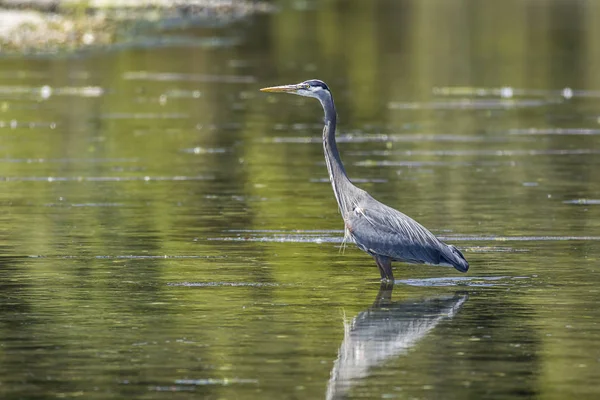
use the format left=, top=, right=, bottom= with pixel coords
left=260, top=80, right=469, bottom=281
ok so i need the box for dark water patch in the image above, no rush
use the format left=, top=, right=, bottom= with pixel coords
left=0, top=175, right=213, bottom=182
left=563, top=199, right=600, bottom=205
left=123, top=71, right=256, bottom=84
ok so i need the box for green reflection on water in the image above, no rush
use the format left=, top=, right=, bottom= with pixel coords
left=1, top=0, right=600, bottom=399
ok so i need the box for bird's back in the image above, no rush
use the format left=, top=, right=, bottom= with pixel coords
left=343, top=193, right=468, bottom=272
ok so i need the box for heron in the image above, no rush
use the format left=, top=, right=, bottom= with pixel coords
left=260, top=79, right=469, bottom=282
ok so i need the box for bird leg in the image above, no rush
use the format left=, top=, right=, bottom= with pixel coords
left=374, top=255, right=394, bottom=282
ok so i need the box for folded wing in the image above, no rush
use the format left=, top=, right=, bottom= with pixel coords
left=346, top=197, right=461, bottom=268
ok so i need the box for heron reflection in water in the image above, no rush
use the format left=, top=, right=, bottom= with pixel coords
left=261, top=80, right=469, bottom=281
left=326, top=284, right=468, bottom=399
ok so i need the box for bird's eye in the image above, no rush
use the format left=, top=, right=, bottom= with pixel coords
left=304, top=84, right=310, bottom=89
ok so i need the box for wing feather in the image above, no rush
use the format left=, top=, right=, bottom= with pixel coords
left=346, top=197, right=447, bottom=265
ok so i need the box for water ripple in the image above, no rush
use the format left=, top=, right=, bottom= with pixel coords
left=1, top=175, right=213, bottom=182
left=0, top=157, right=139, bottom=164
left=210, top=231, right=600, bottom=243
left=398, top=276, right=530, bottom=287
left=509, top=128, right=600, bottom=135
left=174, top=378, right=258, bottom=385
left=0, top=120, right=56, bottom=129
left=432, top=86, right=594, bottom=99
left=310, top=178, right=388, bottom=184
left=445, top=235, right=600, bottom=241
left=210, top=235, right=340, bottom=244
left=347, top=149, right=600, bottom=157
left=44, top=202, right=124, bottom=207
left=146, top=376, right=258, bottom=392
left=167, top=282, right=280, bottom=287
left=181, top=147, right=228, bottom=154
left=466, top=246, right=529, bottom=253
left=98, top=255, right=223, bottom=260
left=563, top=199, right=600, bottom=205
left=99, top=113, right=188, bottom=120
left=267, top=133, right=497, bottom=144
left=123, top=71, right=256, bottom=84
left=27, top=255, right=224, bottom=260
left=388, top=99, right=556, bottom=110
left=0, top=85, right=103, bottom=98
left=147, top=386, right=195, bottom=392
left=354, top=160, right=507, bottom=168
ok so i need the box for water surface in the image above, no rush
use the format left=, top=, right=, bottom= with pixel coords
left=1, top=0, right=600, bottom=399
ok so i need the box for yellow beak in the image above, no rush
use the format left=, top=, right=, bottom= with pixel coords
left=260, top=84, right=301, bottom=93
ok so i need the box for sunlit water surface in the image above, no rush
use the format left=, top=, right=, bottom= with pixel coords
left=1, top=1, right=600, bottom=399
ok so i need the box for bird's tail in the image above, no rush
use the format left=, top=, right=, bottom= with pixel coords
left=441, top=245, right=469, bottom=273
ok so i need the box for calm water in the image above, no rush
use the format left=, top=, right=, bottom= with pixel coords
left=2, top=0, right=600, bottom=399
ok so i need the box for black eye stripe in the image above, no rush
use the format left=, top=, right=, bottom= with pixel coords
left=303, top=80, right=330, bottom=91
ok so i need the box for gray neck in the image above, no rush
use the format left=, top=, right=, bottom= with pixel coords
left=319, top=95, right=355, bottom=215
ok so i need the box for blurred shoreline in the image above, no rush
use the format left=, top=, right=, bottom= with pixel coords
left=0, top=0, right=273, bottom=53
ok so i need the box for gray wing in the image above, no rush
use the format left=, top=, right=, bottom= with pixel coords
left=345, top=195, right=450, bottom=265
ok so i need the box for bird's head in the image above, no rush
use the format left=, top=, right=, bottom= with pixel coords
left=260, top=79, right=331, bottom=101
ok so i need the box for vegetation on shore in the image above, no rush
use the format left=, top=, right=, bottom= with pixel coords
left=0, top=0, right=273, bottom=53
